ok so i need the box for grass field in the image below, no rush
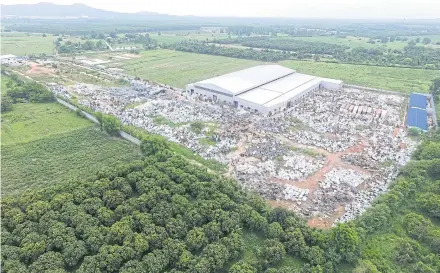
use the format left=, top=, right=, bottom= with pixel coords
left=119, top=49, right=438, bottom=92
left=403, top=34, right=440, bottom=49
left=1, top=75, right=11, bottom=95
left=2, top=127, right=142, bottom=196
left=282, top=36, right=409, bottom=50
left=1, top=101, right=142, bottom=196
left=279, top=35, right=440, bottom=50
left=120, top=49, right=260, bottom=87
left=1, top=103, right=92, bottom=145
left=149, top=31, right=230, bottom=44
left=1, top=34, right=56, bottom=56
left=281, top=60, right=440, bottom=93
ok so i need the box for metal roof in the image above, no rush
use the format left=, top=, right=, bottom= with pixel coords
left=236, top=88, right=281, bottom=105
left=0, top=54, right=16, bottom=59
left=194, top=65, right=295, bottom=95
left=263, top=78, right=322, bottom=108
left=258, top=73, right=317, bottom=93
left=407, top=107, right=428, bottom=131
left=236, top=73, right=320, bottom=106
left=409, top=93, right=427, bottom=109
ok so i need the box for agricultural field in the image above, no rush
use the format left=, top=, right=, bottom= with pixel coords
left=1, top=102, right=92, bottom=145
left=2, top=127, right=142, bottom=196
left=1, top=102, right=142, bottom=196
left=279, top=35, right=440, bottom=50
left=118, top=49, right=438, bottom=92
left=403, top=34, right=440, bottom=48
left=281, top=36, right=409, bottom=50
left=1, top=75, right=11, bottom=95
left=0, top=33, right=56, bottom=56
left=281, top=60, right=440, bottom=93
left=120, top=49, right=260, bottom=87
left=149, top=30, right=230, bottom=44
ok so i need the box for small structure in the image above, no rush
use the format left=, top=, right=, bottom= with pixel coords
left=186, top=65, right=343, bottom=115
left=407, top=107, right=428, bottom=132
left=407, top=92, right=436, bottom=132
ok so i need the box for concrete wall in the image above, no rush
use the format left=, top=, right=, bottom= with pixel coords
left=56, top=98, right=100, bottom=124
left=186, top=84, right=234, bottom=104
left=56, top=98, right=142, bottom=146
left=120, top=131, right=141, bottom=145
left=321, top=80, right=342, bottom=90
left=236, top=98, right=265, bottom=113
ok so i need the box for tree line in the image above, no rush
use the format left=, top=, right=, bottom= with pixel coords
left=214, top=37, right=440, bottom=69
left=164, top=38, right=440, bottom=69
left=241, top=38, right=349, bottom=56
left=225, top=25, right=440, bottom=39
left=165, top=41, right=292, bottom=62
left=3, top=18, right=203, bottom=36
left=1, top=73, right=54, bottom=113
left=56, top=39, right=108, bottom=54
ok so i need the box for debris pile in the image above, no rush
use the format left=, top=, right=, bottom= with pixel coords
left=45, top=60, right=418, bottom=226
left=276, top=154, right=324, bottom=181
left=320, top=168, right=369, bottom=189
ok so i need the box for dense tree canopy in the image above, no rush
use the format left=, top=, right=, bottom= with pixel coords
left=1, top=143, right=362, bottom=272
left=166, top=41, right=292, bottom=62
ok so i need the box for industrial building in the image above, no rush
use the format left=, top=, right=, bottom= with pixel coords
left=186, top=65, right=343, bottom=115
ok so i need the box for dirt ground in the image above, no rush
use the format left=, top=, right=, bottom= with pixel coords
left=307, top=206, right=346, bottom=229
left=122, top=53, right=142, bottom=58
left=25, top=62, right=55, bottom=75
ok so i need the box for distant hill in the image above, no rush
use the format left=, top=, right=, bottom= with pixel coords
left=0, top=2, right=163, bottom=18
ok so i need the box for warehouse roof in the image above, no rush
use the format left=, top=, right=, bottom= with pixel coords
left=407, top=107, right=428, bottom=131
left=264, top=78, right=322, bottom=108
left=409, top=93, right=427, bottom=109
left=236, top=88, right=281, bottom=105
left=237, top=73, right=319, bottom=106
left=0, top=54, right=16, bottom=59
left=258, top=73, right=317, bottom=93
left=194, top=65, right=295, bottom=95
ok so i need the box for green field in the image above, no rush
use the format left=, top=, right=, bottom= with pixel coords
left=282, top=36, right=408, bottom=50
left=1, top=33, right=56, bottom=56
left=279, top=35, right=440, bottom=50
left=2, top=127, right=142, bottom=196
left=119, top=49, right=439, bottom=92
left=149, top=31, right=230, bottom=44
left=403, top=34, right=440, bottom=49
left=120, top=49, right=260, bottom=87
left=1, top=75, right=11, bottom=95
left=1, top=101, right=142, bottom=196
left=281, top=60, right=440, bottom=93
left=1, top=102, right=92, bottom=145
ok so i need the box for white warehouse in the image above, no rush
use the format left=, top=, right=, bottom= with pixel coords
left=186, top=65, right=343, bottom=115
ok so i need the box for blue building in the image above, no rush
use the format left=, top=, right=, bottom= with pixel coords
left=407, top=107, right=428, bottom=131
left=409, top=93, right=427, bottom=110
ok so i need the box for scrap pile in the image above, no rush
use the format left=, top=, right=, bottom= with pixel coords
left=49, top=64, right=419, bottom=227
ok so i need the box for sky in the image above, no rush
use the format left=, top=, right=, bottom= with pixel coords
left=2, top=0, right=440, bottom=19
